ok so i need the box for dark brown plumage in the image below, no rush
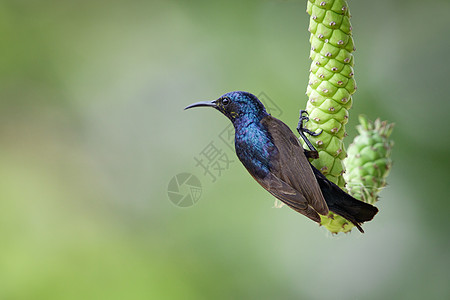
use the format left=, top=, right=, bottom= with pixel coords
left=256, top=116, right=329, bottom=223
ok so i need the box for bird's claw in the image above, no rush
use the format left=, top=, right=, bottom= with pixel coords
left=297, top=110, right=322, bottom=136
left=298, top=110, right=309, bottom=123
left=303, top=128, right=323, bottom=137
left=296, top=110, right=322, bottom=155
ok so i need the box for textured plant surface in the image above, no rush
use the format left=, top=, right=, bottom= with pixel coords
left=305, top=0, right=355, bottom=186
left=304, top=0, right=357, bottom=233
left=302, top=0, right=394, bottom=233
left=344, top=116, right=394, bottom=205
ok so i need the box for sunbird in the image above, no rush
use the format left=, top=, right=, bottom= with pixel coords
left=185, top=91, right=378, bottom=232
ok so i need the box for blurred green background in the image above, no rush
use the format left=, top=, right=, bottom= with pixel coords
left=1, top=0, right=449, bottom=299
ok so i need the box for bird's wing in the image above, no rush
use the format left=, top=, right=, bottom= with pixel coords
left=260, top=115, right=329, bottom=216
left=253, top=171, right=322, bottom=222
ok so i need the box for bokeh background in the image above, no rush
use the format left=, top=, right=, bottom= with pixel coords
left=1, top=0, right=449, bottom=299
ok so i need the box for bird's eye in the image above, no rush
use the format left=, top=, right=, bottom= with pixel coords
left=222, top=98, right=230, bottom=105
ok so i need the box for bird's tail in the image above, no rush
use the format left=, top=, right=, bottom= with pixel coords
left=312, top=167, right=378, bottom=233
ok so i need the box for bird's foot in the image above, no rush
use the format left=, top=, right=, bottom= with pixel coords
left=297, top=110, right=322, bottom=155
left=296, top=110, right=309, bottom=133
left=297, top=110, right=322, bottom=136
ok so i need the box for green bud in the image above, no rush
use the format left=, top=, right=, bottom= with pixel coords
left=344, top=115, right=395, bottom=205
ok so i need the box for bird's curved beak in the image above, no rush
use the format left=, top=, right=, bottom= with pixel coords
left=184, top=100, right=217, bottom=110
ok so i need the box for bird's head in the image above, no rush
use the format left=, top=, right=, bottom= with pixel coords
left=185, top=91, right=268, bottom=124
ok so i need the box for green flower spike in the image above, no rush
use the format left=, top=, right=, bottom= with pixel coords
left=305, top=0, right=355, bottom=186
left=344, top=116, right=395, bottom=205
left=304, top=0, right=357, bottom=233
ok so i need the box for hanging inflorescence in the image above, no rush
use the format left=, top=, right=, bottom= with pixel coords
left=304, top=0, right=357, bottom=233
left=303, top=1, right=394, bottom=233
